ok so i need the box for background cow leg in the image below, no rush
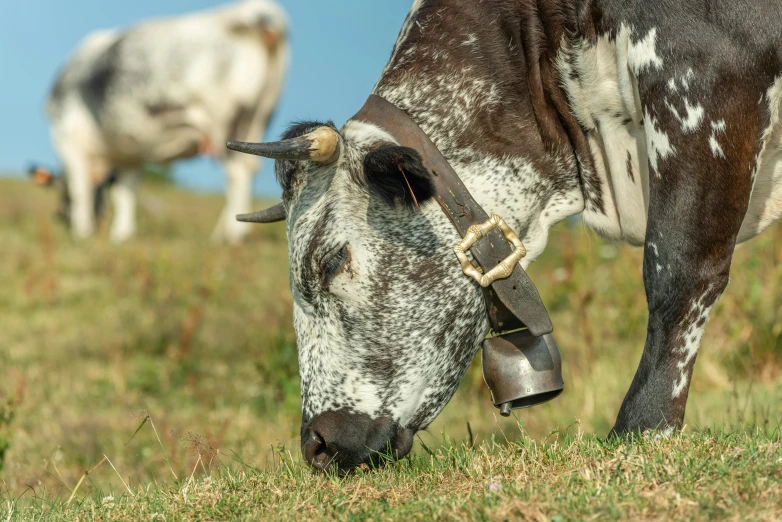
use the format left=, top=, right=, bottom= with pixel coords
left=212, top=153, right=258, bottom=244
left=62, top=150, right=95, bottom=239
left=110, top=169, right=139, bottom=243
left=612, top=87, right=761, bottom=435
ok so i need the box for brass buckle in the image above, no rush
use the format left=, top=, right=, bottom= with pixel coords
left=453, top=214, right=526, bottom=288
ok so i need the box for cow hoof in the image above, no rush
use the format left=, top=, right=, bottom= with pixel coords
left=607, top=424, right=677, bottom=441
left=71, top=228, right=95, bottom=240
left=213, top=222, right=251, bottom=245
left=111, top=231, right=135, bottom=243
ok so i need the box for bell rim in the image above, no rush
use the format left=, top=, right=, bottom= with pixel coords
left=490, top=382, right=564, bottom=410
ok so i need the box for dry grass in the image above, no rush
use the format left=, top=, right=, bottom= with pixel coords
left=6, top=429, right=781, bottom=521
left=0, top=177, right=780, bottom=520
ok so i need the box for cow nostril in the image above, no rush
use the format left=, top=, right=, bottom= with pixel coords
left=311, top=442, right=331, bottom=469
left=303, top=430, right=334, bottom=470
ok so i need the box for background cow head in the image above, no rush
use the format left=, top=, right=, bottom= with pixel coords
left=28, top=165, right=116, bottom=227
left=231, top=120, right=492, bottom=471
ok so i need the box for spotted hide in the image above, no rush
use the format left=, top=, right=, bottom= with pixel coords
left=245, top=0, right=782, bottom=469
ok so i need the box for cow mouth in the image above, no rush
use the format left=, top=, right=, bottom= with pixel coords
left=327, top=426, right=416, bottom=474
left=301, top=411, right=419, bottom=473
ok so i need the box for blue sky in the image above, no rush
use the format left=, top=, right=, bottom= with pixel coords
left=0, top=0, right=410, bottom=198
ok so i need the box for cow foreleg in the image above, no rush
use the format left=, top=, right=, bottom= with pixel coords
left=213, top=153, right=257, bottom=244
left=110, top=170, right=139, bottom=243
left=611, top=222, right=734, bottom=435
left=62, top=151, right=96, bottom=239
left=611, top=88, right=760, bottom=435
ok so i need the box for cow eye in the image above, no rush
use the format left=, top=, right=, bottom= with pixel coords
left=320, top=244, right=350, bottom=288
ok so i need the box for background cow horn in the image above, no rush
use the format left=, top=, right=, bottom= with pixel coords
left=236, top=203, right=286, bottom=223
left=227, top=126, right=340, bottom=165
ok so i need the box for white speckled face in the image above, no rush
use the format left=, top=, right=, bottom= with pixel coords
left=282, top=0, right=588, bottom=434
left=285, top=122, right=489, bottom=431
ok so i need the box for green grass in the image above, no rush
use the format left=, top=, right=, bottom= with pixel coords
left=1, top=178, right=780, bottom=520
left=5, top=429, right=781, bottom=521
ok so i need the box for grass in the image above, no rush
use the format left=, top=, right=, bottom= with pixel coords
left=0, top=177, right=780, bottom=520
left=5, top=428, right=782, bottom=521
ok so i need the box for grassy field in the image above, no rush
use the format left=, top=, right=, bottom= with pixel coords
left=0, top=177, right=780, bottom=520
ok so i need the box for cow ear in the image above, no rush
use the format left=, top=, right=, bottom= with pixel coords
left=362, top=145, right=435, bottom=210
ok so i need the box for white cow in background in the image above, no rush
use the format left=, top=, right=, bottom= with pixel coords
left=39, top=0, right=288, bottom=243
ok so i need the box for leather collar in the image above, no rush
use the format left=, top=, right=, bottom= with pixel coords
left=352, top=94, right=553, bottom=337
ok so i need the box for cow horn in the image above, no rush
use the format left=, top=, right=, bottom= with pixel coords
left=236, top=202, right=286, bottom=223
left=227, top=126, right=340, bottom=165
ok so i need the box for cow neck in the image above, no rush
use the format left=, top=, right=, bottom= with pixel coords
left=370, top=1, right=601, bottom=245
left=351, top=94, right=553, bottom=337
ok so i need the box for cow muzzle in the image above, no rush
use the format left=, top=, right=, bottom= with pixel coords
left=300, top=410, right=414, bottom=472
left=481, top=330, right=564, bottom=416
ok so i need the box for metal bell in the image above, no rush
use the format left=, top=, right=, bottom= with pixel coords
left=481, top=329, right=564, bottom=416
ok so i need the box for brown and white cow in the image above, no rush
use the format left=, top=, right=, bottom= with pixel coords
left=41, top=0, right=288, bottom=243
left=230, top=0, right=782, bottom=470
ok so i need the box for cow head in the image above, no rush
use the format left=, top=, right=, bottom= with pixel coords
left=28, top=165, right=116, bottom=227
left=229, top=120, right=490, bottom=471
